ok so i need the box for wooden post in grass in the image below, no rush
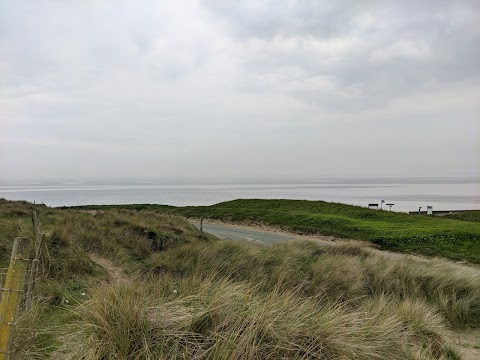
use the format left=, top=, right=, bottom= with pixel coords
left=25, top=210, right=43, bottom=310
left=25, top=259, right=39, bottom=311
left=0, top=237, right=32, bottom=360
left=32, top=210, right=42, bottom=260
left=200, top=217, right=203, bottom=238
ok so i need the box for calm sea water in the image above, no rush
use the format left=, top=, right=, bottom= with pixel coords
left=0, top=177, right=479, bottom=213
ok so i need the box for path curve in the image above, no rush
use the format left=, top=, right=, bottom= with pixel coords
left=190, top=219, right=480, bottom=274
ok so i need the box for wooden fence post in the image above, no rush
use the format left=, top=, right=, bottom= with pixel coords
left=200, top=217, right=203, bottom=238
left=0, top=237, right=32, bottom=360
left=25, top=210, right=43, bottom=310
left=32, top=210, right=42, bottom=260
left=25, top=259, right=39, bottom=311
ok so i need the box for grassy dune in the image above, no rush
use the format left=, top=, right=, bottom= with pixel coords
left=1, top=199, right=479, bottom=359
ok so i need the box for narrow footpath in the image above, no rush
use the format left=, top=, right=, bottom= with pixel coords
left=88, top=253, right=131, bottom=284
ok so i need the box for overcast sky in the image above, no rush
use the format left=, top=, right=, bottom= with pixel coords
left=1, top=0, right=479, bottom=180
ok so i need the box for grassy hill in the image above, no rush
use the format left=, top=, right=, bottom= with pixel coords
left=2, top=198, right=480, bottom=359
left=72, top=199, right=480, bottom=263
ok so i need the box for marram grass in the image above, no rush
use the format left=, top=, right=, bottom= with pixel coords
left=54, top=276, right=458, bottom=360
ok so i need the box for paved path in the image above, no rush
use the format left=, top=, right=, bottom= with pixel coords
left=190, top=220, right=336, bottom=247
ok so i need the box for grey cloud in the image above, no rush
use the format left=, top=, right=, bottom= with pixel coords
left=203, top=0, right=359, bottom=39
left=204, top=0, right=480, bottom=110
left=0, top=0, right=478, bottom=180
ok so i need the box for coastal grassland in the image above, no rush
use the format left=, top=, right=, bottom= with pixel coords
left=69, top=199, right=480, bottom=263
left=1, top=199, right=479, bottom=359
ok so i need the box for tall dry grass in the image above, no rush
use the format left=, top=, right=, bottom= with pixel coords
left=13, top=302, right=57, bottom=360
left=54, top=275, right=458, bottom=360
left=146, top=240, right=480, bottom=329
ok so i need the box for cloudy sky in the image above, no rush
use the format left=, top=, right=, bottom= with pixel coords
left=1, top=0, right=479, bottom=180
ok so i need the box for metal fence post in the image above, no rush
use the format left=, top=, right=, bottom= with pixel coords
left=0, top=237, right=32, bottom=360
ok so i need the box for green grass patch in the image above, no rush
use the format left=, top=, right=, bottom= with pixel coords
left=442, top=210, right=480, bottom=223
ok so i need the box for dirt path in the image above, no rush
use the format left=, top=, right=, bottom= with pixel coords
left=89, top=253, right=130, bottom=284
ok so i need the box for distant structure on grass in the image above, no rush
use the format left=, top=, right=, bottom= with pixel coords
left=368, top=200, right=389, bottom=210
left=409, top=207, right=469, bottom=216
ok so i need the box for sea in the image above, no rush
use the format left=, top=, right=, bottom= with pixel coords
left=0, top=177, right=479, bottom=213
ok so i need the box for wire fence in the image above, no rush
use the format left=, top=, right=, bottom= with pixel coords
left=1, top=212, right=44, bottom=359
left=0, top=267, right=7, bottom=301
left=0, top=266, right=39, bottom=304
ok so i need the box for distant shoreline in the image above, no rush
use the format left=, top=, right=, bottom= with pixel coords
left=0, top=177, right=478, bottom=213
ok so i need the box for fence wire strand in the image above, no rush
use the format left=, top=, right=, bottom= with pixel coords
left=0, top=265, right=40, bottom=303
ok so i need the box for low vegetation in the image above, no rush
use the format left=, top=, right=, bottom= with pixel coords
left=442, top=210, right=480, bottom=223
left=1, top=198, right=479, bottom=359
